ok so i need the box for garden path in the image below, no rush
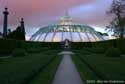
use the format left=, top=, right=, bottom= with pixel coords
left=52, top=51, right=83, bottom=84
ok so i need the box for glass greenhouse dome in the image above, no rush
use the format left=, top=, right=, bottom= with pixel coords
left=30, top=13, right=104, bottom=42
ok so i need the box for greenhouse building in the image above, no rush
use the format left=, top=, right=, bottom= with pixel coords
left=30, top=14, right=104, bottom=42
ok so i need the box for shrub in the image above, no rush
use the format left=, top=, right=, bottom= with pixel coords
left=12, top=48, right=27, bottom=57
left=0, top=49, right=12, bottom=57
left=105, top=47, right=121, bottom=57
left=83, top=47, right=105, bottom=54
left=0, top=59, right=2, bottom=63
left=26, top=48, right=40, bottom=53
left=92, top=47, right=105, bottom=53
left=120, top=48, right=125, bottom=54
left=26, top=47, right=49, bottom=53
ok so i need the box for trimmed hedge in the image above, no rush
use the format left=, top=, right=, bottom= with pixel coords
left=83, top=47, right=105, bottom=54
left=0, top=38, right=125, bottom=54
left=12, top=48, right=27, bottom=57
left=0, top=38, right=61, bottom=50
left=105, top=47, right=121, bottom=57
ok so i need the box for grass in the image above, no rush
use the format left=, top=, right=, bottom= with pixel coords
left=72, top=55, right=99, bottom=81
left=29, top=55, right=62, bottom=84
left=81, top=54, right=125, bottom=80
left=0, top=49, right=61, bottom=84
left=0, top=38, right=125, bottom=83
left=73, top=48, right=125, bottom=81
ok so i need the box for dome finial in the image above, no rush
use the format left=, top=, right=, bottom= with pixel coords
left=5, top=7, right=8, bottom=10
left=60, top=10, right=73, bottom=25
left=65, top=11, right=69, bottom=17
left=21, top=18, right=24, bottom=21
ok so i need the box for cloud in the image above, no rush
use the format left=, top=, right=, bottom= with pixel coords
left=69, top=0, right=113, bottom=26
left=0, top=0, right=113, bottom=35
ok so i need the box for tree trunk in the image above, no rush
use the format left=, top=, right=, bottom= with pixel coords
left=117, top=13, right=124, bottom=38
left=119, top=27, right=124, bottom=38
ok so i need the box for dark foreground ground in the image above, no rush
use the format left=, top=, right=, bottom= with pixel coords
left=0, top=38, right=125, bottom=84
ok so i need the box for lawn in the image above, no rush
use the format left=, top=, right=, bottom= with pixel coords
left=72, top=48, right=125, bottom=81
left=0, top=49, right=62, bottom=84
left=29, top=53, right=62, bottom=84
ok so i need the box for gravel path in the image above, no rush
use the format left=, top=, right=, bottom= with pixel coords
left=52, top=52, right=83, bottom=84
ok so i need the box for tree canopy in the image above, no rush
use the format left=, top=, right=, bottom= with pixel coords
left=106, top=0, right=125, bottom=38
left=7, top=26, right=25, bottom=40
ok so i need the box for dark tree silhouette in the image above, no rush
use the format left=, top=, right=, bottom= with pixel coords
left=106, top=0, right=125, bottom=38
left=7, top=26, right=25, bottom=40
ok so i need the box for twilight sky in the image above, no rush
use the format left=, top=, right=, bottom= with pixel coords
left=0, top=0, right=113, bottom=39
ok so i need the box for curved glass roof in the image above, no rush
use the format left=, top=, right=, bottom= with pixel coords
left=30, top=13, right=104, bottom=42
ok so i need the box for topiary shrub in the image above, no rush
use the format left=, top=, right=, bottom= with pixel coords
left=105, top=47, right=121, bottom=57
left=12, top=48, right=27, bottom=57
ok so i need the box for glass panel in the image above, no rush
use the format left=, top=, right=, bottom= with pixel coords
left=53, top=32, right=62, bottom=42
left=80, top=33, right=89, bottom=42
left=34, top=35, right=40, bottom=41
left=72, top=32, right=81, bottom=42
left=38, top=33, right=46, bottom=41
left=63, top=32, right=71, bottom=41
left=87, top=33, right=96, bottom=42
left=93, top=35, right=100, bottom=41
left=45, top=32, right=54, bottom=42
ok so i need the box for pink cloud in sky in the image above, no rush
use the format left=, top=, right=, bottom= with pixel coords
left=0, top=0, right=113, bottom=35
left=0, top=0, right=94, bottom=27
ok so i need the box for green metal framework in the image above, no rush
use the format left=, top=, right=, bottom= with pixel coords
left=30, top=25, right=104, bottom=42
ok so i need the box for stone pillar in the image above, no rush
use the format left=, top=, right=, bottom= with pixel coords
left=20, top=18, right=26, bottom=40
left=3, top=7, right=9, bottom=37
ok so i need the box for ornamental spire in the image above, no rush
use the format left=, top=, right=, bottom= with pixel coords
left=60, top=11, right=73, bottom=25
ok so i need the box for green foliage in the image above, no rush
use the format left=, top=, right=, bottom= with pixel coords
left=0, top=59, right=2, bottom=63
left=74, top=50, right=125, bottom=80
left=72, top=55, right=99, bottom=80
left=0, top=38, right=61, bottom=51
left=29, top=55, right=62, bottom=84
left=0, top=49, right=12, bottom=57
left=0, top=38, right=125, bottom=56
left=105, top=47, right=121, bottom=57
left=26, top=48, right=46, bottom=53
left=12, top=48, right=27, bottom=57
left=7, top=26, right=25, bottom=40
left=0, top=51, right=56, bottom=84
left=107, top=0, right=125, bottom=38
left=120, top=48, right=125, bottom=54
left=84, top=47, right=105, bottom=54
left=116, top=38, right=125, bottom=54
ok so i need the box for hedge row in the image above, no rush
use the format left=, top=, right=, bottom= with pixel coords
left=71, top=38, right=125, bottom=49
left=0, top=38, right=61, bottom=50
left=0, top=38, right=125, bottom=53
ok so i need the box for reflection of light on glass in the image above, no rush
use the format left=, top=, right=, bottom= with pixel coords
left=53, top=33, right=62, bottom=42
left=26, top=35, right=31, bottom=41
left=34, top=35, right=40, bottom=41
left=45, top=33, right=54, bottom=42
left=109, top=35, right=116, bottom=39
left=39, top=34, right=46, bottom=41
left=63, top=32, right=71, bottom=41
left=30, top=13, right=104, bottom=42
left=53, top=37, right=61, bottom=42
left=72, top=32, right=81, bottom=42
